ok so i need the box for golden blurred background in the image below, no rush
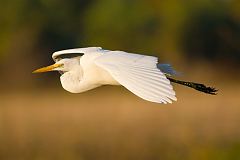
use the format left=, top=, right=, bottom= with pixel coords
left=0, top=0, right=240, bottom=159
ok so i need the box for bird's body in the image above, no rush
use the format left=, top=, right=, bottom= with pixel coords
left=57, top=49, right=114, bottom=93
left=33, top=47, right=217, bottom=104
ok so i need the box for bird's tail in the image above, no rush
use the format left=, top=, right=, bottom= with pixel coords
left=167, top=77, right=218, bottom=95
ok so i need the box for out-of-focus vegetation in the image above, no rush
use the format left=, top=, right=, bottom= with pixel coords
left=1, top=86, right=240, bottom=160
left=0, top=0, right=239, bottom=89
left=0, top=0, right=240, bottom=160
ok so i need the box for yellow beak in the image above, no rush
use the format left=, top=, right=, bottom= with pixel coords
left=32, top=63, right=63, bottom=73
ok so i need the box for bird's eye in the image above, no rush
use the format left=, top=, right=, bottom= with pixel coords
left=58, top=71, right=64, bottom=75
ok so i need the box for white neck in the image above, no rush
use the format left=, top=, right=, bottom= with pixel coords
left=60, top=67, right=100, bottom=93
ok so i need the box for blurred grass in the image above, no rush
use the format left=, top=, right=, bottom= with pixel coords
left=1, top=82, right=240, bottom=160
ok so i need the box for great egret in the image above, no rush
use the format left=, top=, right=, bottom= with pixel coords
left=33, top=47, right=217, bottom=104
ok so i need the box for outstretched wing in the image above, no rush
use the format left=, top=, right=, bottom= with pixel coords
left=95, top=51, right=177, bottom=104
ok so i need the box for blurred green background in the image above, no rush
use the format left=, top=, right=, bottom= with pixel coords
left=0, top=0, right=240, bottom=160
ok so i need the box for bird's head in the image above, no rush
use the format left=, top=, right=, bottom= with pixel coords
left=33, top=58, right=80, bottom=73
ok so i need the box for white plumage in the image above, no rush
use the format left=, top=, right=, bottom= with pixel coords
left=34, top=47, right=177, bottom=104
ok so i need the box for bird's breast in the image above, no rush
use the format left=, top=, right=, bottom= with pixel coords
left=60, top=62, right=120, bottom=94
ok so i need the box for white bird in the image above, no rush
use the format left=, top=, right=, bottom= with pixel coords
left=33, top=47, right=217, bottom=104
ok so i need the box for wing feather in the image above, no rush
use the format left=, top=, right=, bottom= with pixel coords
left=115, top=71, right=171, bottom=104
left=125, top=75, right=174, bottom=103
left=95, top=51, right=177, bottom=104
left=116, top=66, right=176, bottom=101
left=52, top=47, right=102, bottom=62
left=124, top=65, right=171, bottom=85
left=124, top=68, right=174, bottom=92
